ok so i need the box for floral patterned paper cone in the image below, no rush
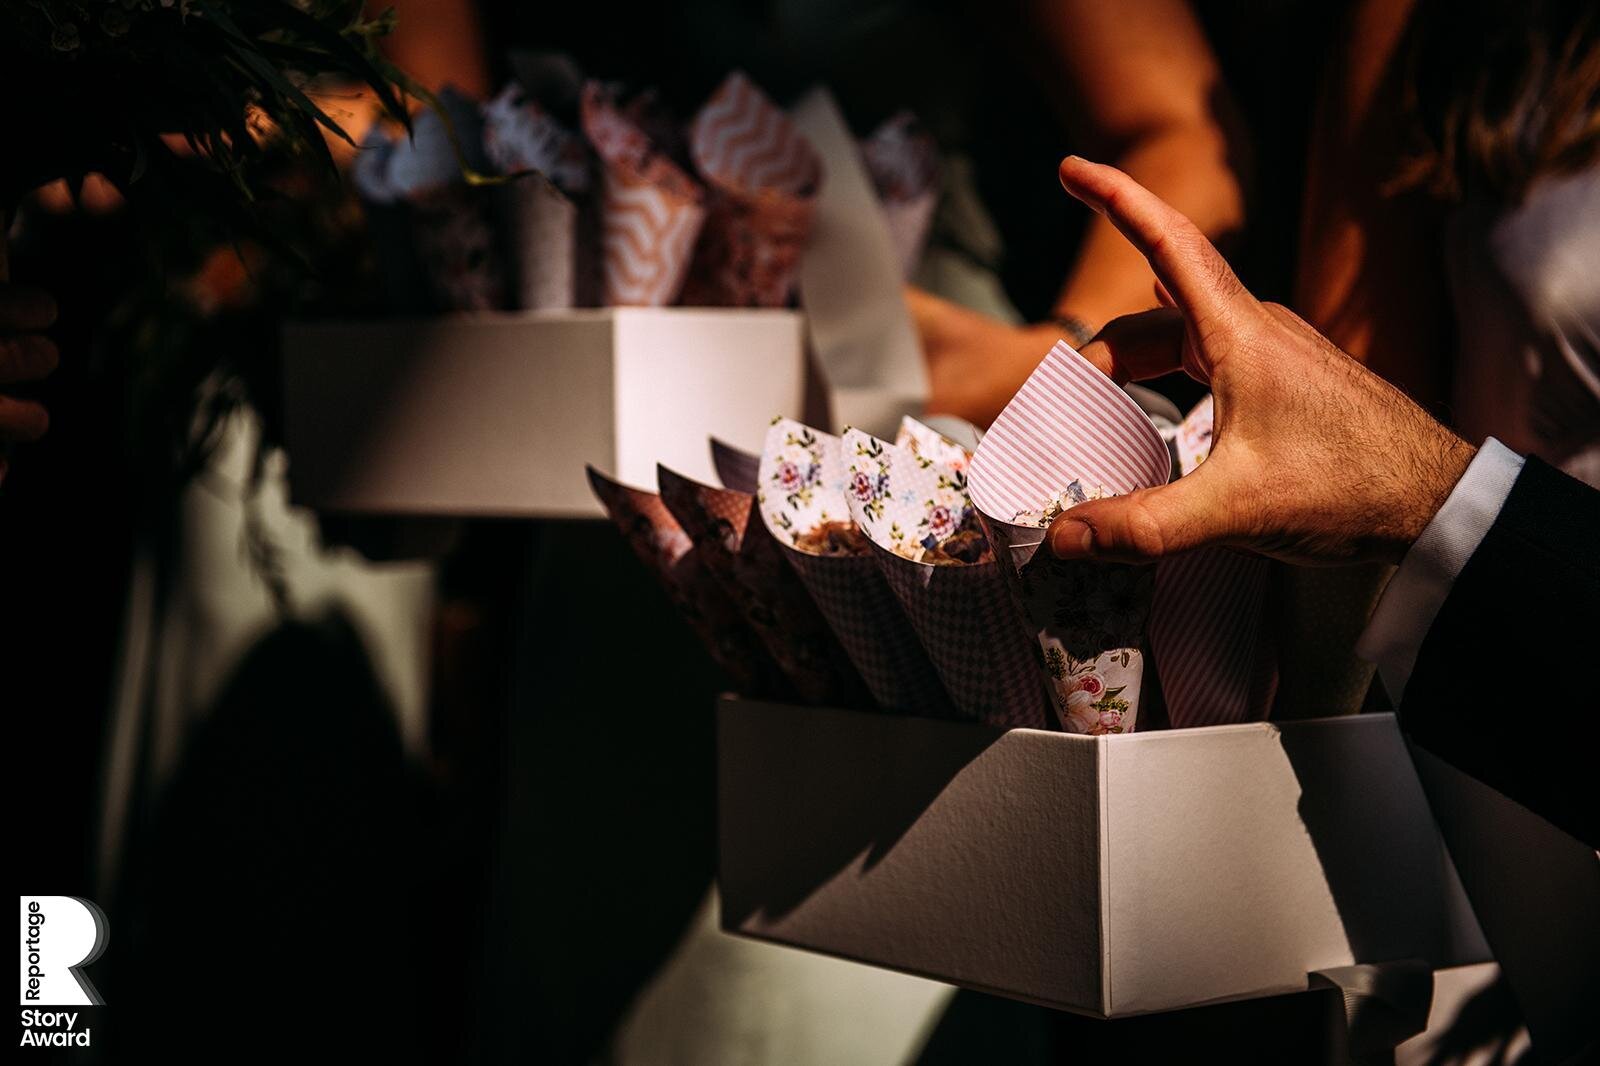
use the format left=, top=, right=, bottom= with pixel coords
left=681, top=72, right=822, bottom=307
left=966, top=342, right=1175, bottom=733
left=894, top=416, right=973, bottom=473
left=587, top=467, right=788, bottom=698
left=581, top=83, right=707, bottom=306
left=842, top=429, right=1052, bottom=728
left=757, top=420, right=956, bottom=716
left=709, top=437, right=760, bottom=494
left=484, top=83, right=592, bottom=309
left=657, top=465, right=869, bottom=707
left=1148, top=394, right=1279, bottom=726
left=861, top=112, right=940, bottom=279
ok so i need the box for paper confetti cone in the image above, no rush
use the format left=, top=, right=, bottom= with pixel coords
left=756, top=419, right=956, bottom=716
left=581, top=83, right=707, bottom=306
left=383, top=88, right=508, bottom=311
left=587, top=467, right=789, bottom=697
left=842, top=429, right=1052, bottom=728
left=860, top=112, right=939, bottom=279
left=969, top=342, right=1275, bottom=730
left=681, top=72, right=822, bottom=307
left=709, top=437, right=760, bottom=494
left=484, top=83, right=593, bottom=309
left=656, top=465, right=869, bottom=707
left=966, top=342, right=1176, bottom=733
left=1149, top=393, right=1278, bottom=725
left=893, top=416, right=973, bottom=474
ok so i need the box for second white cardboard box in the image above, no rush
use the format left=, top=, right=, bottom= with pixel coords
left=718, top=700, right=1490, bottom=1017
left=282, top=308, right=805, bottom=518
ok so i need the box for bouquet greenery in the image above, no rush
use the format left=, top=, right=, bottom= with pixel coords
left=1, top=0, right=416, bottom=255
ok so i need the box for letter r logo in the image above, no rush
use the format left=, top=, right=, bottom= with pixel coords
left=19, top=897, right=108, bottom=1005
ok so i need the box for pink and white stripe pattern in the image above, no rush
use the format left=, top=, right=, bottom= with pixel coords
left=967, top=342, right=1172, bottom=521
left=968, top=341, right=1274, bottom=730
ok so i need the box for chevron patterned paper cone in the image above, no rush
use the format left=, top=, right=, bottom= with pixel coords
left=657, top=465, right=869, bottom=707
left=861, top=112, right=939, bottom=279
left=581, top=83, right=706, bottom=306
left=681, top=72, right=821, bottom=307
left=842, top=429, right=1052, bottom=728
left=586, top=467, right=788, bottom=698
left=709, top=437, right=760, bottom=494
left=757, top=420, right=955, bottom=715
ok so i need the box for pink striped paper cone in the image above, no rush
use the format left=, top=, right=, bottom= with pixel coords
left=709, top=437, right=760, bottom=494
left=967, top=342, right=1174, bottom=734
left=969, top=343, right=1275, bottom=730
left=1147, top=393, right=1277, bottom=726
left=587, top=467, right=788, bottom=698
left=1150, top=547, right=1278, bottom=726
left=681, top=72, right=821, bottom=307
left=757, top=420, right=955, bottom=716
left=860, top=112, right=939, bottom=280
left=657, top=465, right=869, bottom=707
left=581, top=83, right=707, bottom=306
left=842, top=429, right=1052, bottom=728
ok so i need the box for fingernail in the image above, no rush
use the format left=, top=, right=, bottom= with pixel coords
left=1050, top=520, right=1094, bottom=559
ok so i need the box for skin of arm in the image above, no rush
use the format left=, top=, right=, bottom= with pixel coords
left=916, top=0, right=1247, bottom=427
left=1295, top=0, right=1450, bottom=408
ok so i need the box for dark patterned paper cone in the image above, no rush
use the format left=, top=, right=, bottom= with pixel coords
left=657, top=465, right=869, bottom=707
left=709, top=437, right=759, bottom=494
left=581, top=83, right=706, bottom=306
left=842, top=429, right=1052, bottom=728
left=967, top=342, right=1175, bottom=733
left=484, top=83, right=593, bottom=310
left=681, top=72, right=821, bottom=307
left=1148, top=394, right=1278, bottom=726
left=756, top=420, right=955, bottom=716
left=587, top=467, right=788, bottom=697
left=861, top=112, right=939, bottom=280
left=386, top=88, right=508, bottom=311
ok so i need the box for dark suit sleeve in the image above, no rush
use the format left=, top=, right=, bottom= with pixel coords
left=1398, top=457, right=1600, bottom=850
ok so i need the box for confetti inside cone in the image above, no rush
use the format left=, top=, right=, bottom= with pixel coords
left=842, top=429, right=1052, bottom=728
left=757, top=419, right=956, bottom=715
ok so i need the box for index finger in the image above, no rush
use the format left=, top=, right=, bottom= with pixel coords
left=1058, top=157, right=1253, bottom=330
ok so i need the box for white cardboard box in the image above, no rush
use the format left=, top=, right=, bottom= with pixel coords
left=282, top=309, right=805, bottom=518
left=717, top=699, right=1490, bottom=1018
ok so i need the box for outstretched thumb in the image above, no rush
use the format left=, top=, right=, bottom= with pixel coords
left=1045, top=468, right=1231, bottom=564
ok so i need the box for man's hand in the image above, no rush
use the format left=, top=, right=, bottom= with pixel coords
left=1046, top=157, right=1475, bottom=567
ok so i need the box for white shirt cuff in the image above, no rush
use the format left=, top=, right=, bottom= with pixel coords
left=1357, top=438, right=1526, bottom=703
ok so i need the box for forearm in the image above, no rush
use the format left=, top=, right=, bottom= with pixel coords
left=1054, top=123, right=1244, bottom=327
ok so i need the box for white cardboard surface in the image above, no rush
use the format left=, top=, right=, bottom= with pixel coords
left=282, top=308, right=803, bottom=517
left=718, top=700, right=1489, bottom=1017
left=791, top=90, right=927, bottom=439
